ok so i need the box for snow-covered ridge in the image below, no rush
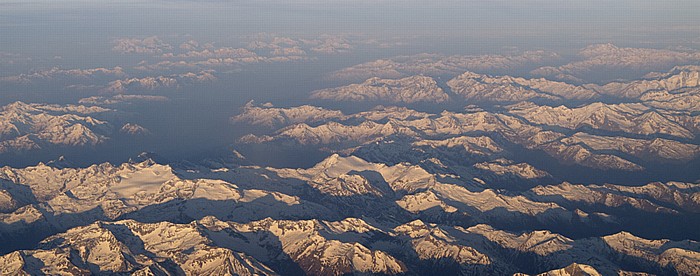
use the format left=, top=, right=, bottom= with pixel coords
left=119, top=123, right=150, bottom=135
left=392, top=220, right=492, bottom=266
left=101, top=70, right=216, bottom=93
left=560, top=132, right=700, bottom=161
left=508, top=102, right=698, bottom=139
left=473, top=159, right=551, bottom=180
left=0, top=219, right=277, bottom=275
left=311, top=75, right=450, bottom=103
left=0, top=101, right=160, bottom=154
left=232, top=102, right=432, bottom=129
left=78, top=94, right=169, bottom=106
left=0, top=101, right=114, bottom=153
left=528, top=181, right=700, bottom=214
left=271, top=153, right=436, bottom=195
left=204, top=217, right=407, bottom=275
left=591, top=66, right=700, bottom=98
left=232, top=100, right=346, bottom=128
left=447, top=71, right=598, bottom=103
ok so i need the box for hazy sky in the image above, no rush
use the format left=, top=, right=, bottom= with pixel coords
left=2, top=0, right=700, bottom=59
